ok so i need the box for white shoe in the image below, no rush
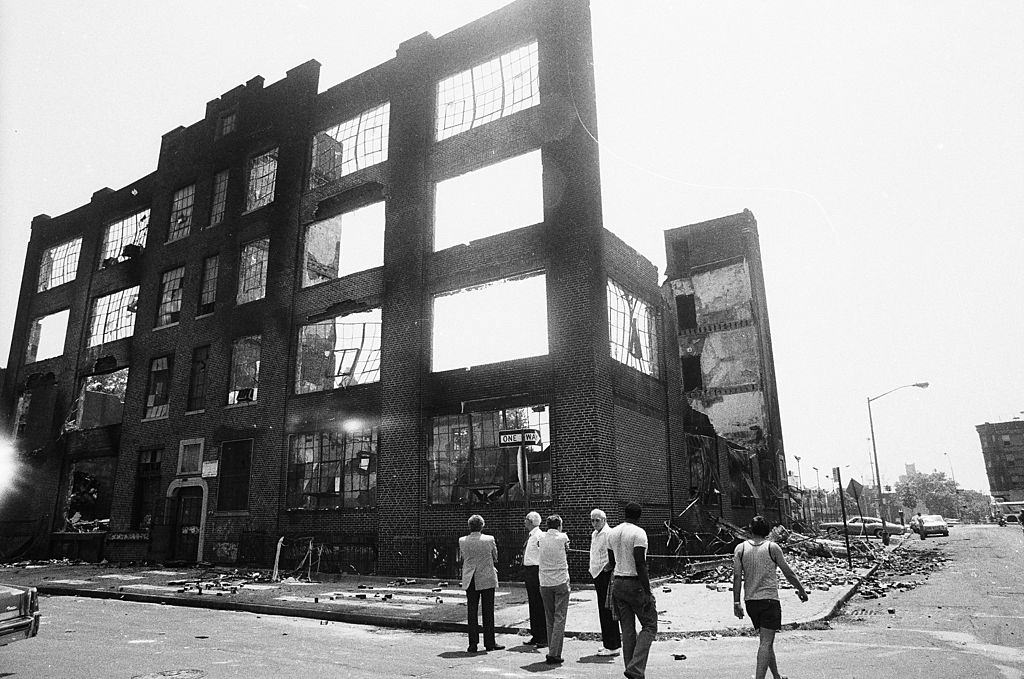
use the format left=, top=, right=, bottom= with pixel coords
left=597, top=648, right=620, bottom=657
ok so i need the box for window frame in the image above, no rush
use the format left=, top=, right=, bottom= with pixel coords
left=143, top=355, right=173, bottom=420
left=197, top=254, right=219, bottom=317
left=217, top=439, right=253, bottom=512
left=133, top=448, right=163, bottom=529
left=177, top=438, right=204, bottom=476
left=607, top=278, right=661, bottom=379
left=208, top=169, right=229, bottom=227
left=245, top=148, right=278, bottom=213
left=167, top=184, right=195, bottom=242
left=309, top=102, right=391, bottom=188
left=186, top=345, right=210, bottom=413
left=295, top=308, right=382, bottom=394
left=87, top=286, right=140, bottom=347
left=37, top=237, right=83, bottom=292
left=99, top=209, right=150, bottom=268
left=286, top=426, right=379, bottom=510
left=227, top=335, right=261, bottom=405
left=155, top=265, right=186, bottom=328
left=236, top=238, right=269, bottom=305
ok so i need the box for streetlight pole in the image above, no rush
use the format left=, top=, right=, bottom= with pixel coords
left=867, top=381, right=929, bottom=545
left=812, top=466, right=822, bottom=527
left=794, top=455, right=804, bottom=526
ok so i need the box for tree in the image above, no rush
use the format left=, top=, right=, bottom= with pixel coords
left=895, top=470, right=958, bottom=516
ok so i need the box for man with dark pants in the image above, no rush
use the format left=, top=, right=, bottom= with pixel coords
left=458, top=514, right=505, bottom=653
left=606, top=502, right=656, bottom=679
left=522, top=511, right=547, bottom=647
left=589, top=508, right=620, bottom=656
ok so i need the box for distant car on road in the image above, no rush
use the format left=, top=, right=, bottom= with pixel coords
left=918, top=514, right=950, bottom=538
left=819, top=516, right=907, bottom=538
left=0, top=583, right=40, bottom=646
left=944, top=517, right=960, bottom=526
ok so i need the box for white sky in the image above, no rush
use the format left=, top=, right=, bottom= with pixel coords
left=2, top=1, right=1022, bottom=494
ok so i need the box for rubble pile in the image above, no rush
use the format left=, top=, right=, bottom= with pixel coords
left=667, top=552, right=863, bottom=591
left=856, top=546, right=949, bottom=599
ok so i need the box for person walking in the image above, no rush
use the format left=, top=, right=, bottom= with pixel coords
left=732, top=515, right=808, bottom=679
left=589, top=508, right=621, bottom=657
left=534, top=514, right=571, bottom=665
left=522, top=511, right=547, bottom=647
left=606, top=502, right=657, bottom=679
left=458, top=514, right=505, bottom=654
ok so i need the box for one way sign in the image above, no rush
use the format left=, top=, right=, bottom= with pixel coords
left=498, top=429, right=542, bottom=447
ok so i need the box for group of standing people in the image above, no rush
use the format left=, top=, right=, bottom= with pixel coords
left=459, top=505, right=806, bottom=679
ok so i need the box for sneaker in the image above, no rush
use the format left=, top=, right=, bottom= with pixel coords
left=544, top=656, right=564, bottom=665
left=597, top=647, right=620, bottom=657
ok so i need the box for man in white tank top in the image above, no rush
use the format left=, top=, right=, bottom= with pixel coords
left=732, top=515, right=808, bottom=679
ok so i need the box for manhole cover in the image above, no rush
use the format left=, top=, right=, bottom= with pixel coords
left=132, top=671, right=206, bottom=679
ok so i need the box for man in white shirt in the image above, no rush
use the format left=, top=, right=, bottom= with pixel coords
left=606, top=502, right=656, bottom=679
left=589, top=508, right=621, bottom=656
left=535, top=514, right=571, bottom=665
left=522, top=511, right=546, bottom=647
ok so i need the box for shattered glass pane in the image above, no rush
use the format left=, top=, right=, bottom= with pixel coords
left=310, top=103, right=390, bottom=188
left=607, top=279, right=660, bottom=378
left=37, top=237, right=82, bottom=292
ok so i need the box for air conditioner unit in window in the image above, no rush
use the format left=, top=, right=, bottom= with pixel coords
left=236, top=388, right=254, bottom=402
left=121, top=244, right=143, bottom=259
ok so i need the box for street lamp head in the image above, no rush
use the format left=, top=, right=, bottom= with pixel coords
left=912, top=382, right=929, bottom=389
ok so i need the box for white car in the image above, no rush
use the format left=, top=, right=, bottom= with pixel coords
left=0, top=583, right=40, bottom=646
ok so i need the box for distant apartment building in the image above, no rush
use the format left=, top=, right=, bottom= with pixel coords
left=977, top=419, right=1024, bottom=503
left=1, top=0, right=787, bottom=575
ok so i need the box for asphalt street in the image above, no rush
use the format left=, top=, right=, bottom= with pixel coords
left=2, top=524, right=1021, bottom=679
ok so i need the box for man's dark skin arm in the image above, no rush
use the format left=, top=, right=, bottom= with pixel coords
left=634, top=546, right=651, bottom=596
left=606, top=548, right=616, bottom=572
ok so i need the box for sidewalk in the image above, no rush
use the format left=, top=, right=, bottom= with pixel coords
left=0, top=549, right=885, bottom=639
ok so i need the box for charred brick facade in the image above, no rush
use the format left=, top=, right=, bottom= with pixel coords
left=3, top=0, right=716, bottom=575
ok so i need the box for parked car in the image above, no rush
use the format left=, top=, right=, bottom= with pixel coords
left=0, top=583, right=40, bottom=646
left=944, top=517, right=960, bottom=526
left=918, top=514, right=949, bottom=538
left=819, top=515, right=907, bottom=538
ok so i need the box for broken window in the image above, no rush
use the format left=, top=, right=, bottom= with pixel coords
left=144, top=355, right=173, bottom=419
left=676, top=294, right=698, bottom=331
left=68, top=368, right=128, bottom=431
left=428, top=405, right=551, bottom=504
left=436, top=42, right=539, bottom=141
left=687, top=434, right=721, bottom=507
left=607, top=279, right=660, bottom=378
left=87, top=286, right=139, bottom=347
left=178, top=438, right=203, bottom=475
left=134, top=448, right=162, bottom=529
left=25, top=309, right=70, bottom=363
left=217, top=439, right=252, bottom=511
left=302, top=202, right=386, bottom=286
left=186, top=346, right=210, bottom=412
left=12, top=393, right=31, bottom=438
left=432, top=272, right=548, bottom=371
left=246, top=149, right=278, bottom=212
left=681, top=355, right=703, bottom=392
left=37, top=237, right=82, bottom=292
left=227, top=335, right=261, bottom=405
left=216, top=110, right=237, bottom=138
left=310, top=103, right=390, bottom=188
left=434, top=150, right=543, bottom=251
left=63, top=459, right=114, bottom=531
left=296, top=308, right=381, bottom=393
left=209, top=170, right=229, bottom=227
left=236, top=238, right=269, bottom=304
left=167, top=184, right=195, bottom=242
left=287, top=424, right=379, bottom=510
left=156, top=266, right=186, bottom=327
left=197, top=255, right=219, bottom=316
left=99, top=209, right=149, bottom=268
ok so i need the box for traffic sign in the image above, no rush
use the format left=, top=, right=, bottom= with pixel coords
left=498, top=429, right=542, bottom=447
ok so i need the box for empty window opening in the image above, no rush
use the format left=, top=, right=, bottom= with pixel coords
left=178, top=438, right=204, bottom=475
left=134, top=448, right=163, bottom=529
left=209, top=170, right=229, bottom=227
left=218, top=439, right=253, bottom=511
left=432, top=272, right=548, bottom=371
left=302, top=202, right=385, bottom=286
left=236, top=238, right=269, bottom=305
left=216, top=109, right=237, bottom=138
left=167, top=184, right=195, bottom=242
left=25, top=308, right=70, bottom=363
left=197, top=255, right=219, bottom=316
left=186, top=345, right=210, bottom=412
left=296, top=308, right=381, bottom=393
left=608, top=279, right=660, bottom=378
left=12, top=393, right=31, bottom=438
left=87, top=286, right=139, bottom=347
left=436, top=42, right=539, bottom=141
left=67, top=368, right=128, bottom=431
left=144, top=355, right=173, bottom=419
left=156, top=266, right=186, bottom=327
left=228, top=335, right=261, bottom=405
left=310, top=103, right=390, bottom=188
left=434, top=150, right=543, bottom=251
left=63, top=459, right=115, bottom=531
left=676, top=294, right=698, bottom=331
left=681, top=355, right=704, bottom=392
left=99, top=209, right=149, bottom=268
left=37, top=237, right=82, bottom=292
left=287, top=425, right=379, bottom=510
left=246, top=149, right=278, bottom=212
left=428, top=405, right=551, bottom=505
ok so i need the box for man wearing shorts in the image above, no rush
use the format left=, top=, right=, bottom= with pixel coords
left=732, top=515, right=808, bottom=679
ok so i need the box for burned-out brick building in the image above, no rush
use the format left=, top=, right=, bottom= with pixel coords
left=662, top=210, right=790, bottom=527
left=977, top=419, right=1024, bottom=504
left=1, top=0, right=786, bottom=576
